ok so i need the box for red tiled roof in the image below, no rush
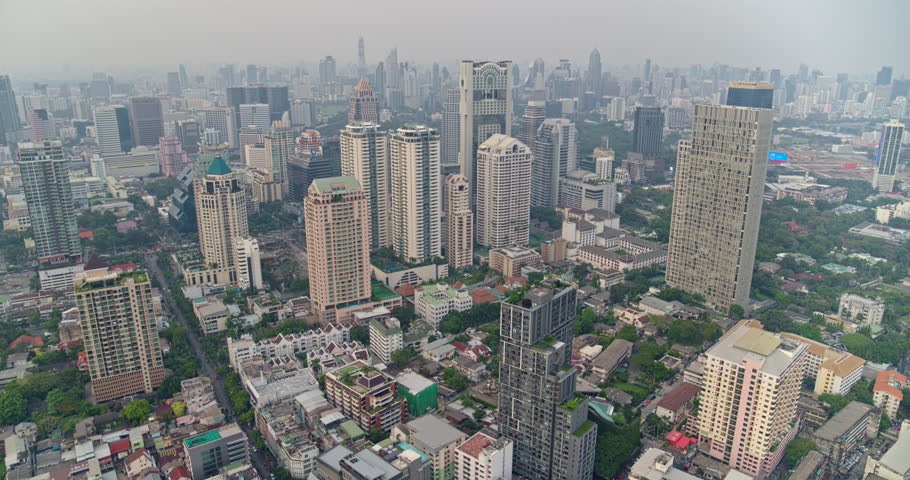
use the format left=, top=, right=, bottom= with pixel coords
left=109, top=438, right=131, bottom=455
left=456, top=432, right=494, bottom=459
left=873, top=370, right=907, bottom=400
left=452, top=341, right=468, bottom=352
left=656, top=382, right=700, bottom=412
left=469, top=288, right=497, bottom=304
left=395, top=283, right=415, bottom=297
left=125, top=448, right=147, bottom=465
left=110, top=262, right=137, bottom=272
left=168, top=466, right=191, bottom=480
left=8, top=334, right=44, bottom=348
left=84, top=254, right=108, bottom=270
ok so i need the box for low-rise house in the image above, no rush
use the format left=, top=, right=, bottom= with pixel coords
left=655, top=382, right=700, bottom=424
left=452, top=356, right=486, bottom=382
left=591, top=339, right=633, bottom=378
left=414, top=283, right=473, bottom=327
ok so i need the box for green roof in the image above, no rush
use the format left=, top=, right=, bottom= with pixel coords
left=311, top=176, right=361, bottom=195
left=573, top=421, right=595, bottom=437
left=339, top=420, right=365, bottom=439
left=371, top=281, right=400, bottom=301
left=207, top=156, right=232, bottom=175
left=184, top=429, right=222, bottom=448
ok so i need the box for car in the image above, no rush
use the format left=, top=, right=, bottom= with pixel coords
left=213, top=375, right=220, bottom=381
left=644, top=399, right=652, bottom=406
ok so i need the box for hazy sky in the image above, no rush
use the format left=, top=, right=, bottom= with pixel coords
left=1, top=0, right=908, bottom=79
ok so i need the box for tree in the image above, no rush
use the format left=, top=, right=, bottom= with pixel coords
left=817, top=393, right=848, bottom=414
left=390, top=347, right=417, bottom=366
left=122, top=399, right=152, bottom=424
left=171, top=401, right=186, bottom=417
left=0, top=387, right=28, bottom=425
left=273, top=468, right=291, bottom=480
left=473, top=409, right=486, bottom=421
left=616, top=325, right=638, bottom=342
left=368, top=427, right=387, bottom=444
left=728, top=304, right=745, bottom=320
left=441, top=367, right=470, bottom=391
left=350, top=325, right=369, bottom=345
left=575, top=308, right=597, bottom=335
left=592, top=414, right=641, bottom=478
left=880, top=412, right=890, bottom=432
left=783, top=438, right=817, bottom=468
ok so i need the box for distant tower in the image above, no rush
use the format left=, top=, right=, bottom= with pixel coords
left=531, top=118, right=577, bottom=207
left=167, top=72, right=182, bottom=97
left=518, top=100, right=545, bottom=150
left=94, top=105, right=133, bottom=154
left=876, top=66, right=893, bottom=86
left=726, top=81, right=774, bottom=109
left=239, top=103, right=270, bottom=129
left=390, top=125, right=441, bottom=263
left=458, top=60, right=513, bottom=207
left=444, top=174, right=473, bottom=270
left=340, top=122, right=391, bottom=250
left=159, top=136, right=189, bottom=177
left=357, top=36, right=367, bottom=76
left=475, top=134, right=531, bottom=248
left=587, top=48, right=602, bottom=95
left=27, top=108, right=56, bottom=140
left=441, top=89, right=460, bottom=165
left=348, top=78, right=379, bottom=124
left=17, top=140, right=80, bottom=263
left=631, top=106, right=665, bottom=180
left=200, top=107, right=236, bottom=147
left=0, top=75, right=19, bottom=137
left=319, top=56, right=337, bottom=84
left=194, top=157, right=248, bottom=273
left=872, top=119, right=905, bottom=193
left=305, top=177, right=372, bottom=322
left=264, top=124, right=296, bottom=193
left=129, top=97, right=165, bottom=147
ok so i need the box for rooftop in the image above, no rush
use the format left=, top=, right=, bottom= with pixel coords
left=656, top=382, right=700, bottom=412
left=707, top=324, right=805, bottom=377
left=456, top=432, right=495, bottom=459
left=404, top=415, right=466, bottom=452
left=813, top=401, right=875, bottom=442
left=310, top=176, right=361, bottom=195
left=207, top=156, right=232, bottom=175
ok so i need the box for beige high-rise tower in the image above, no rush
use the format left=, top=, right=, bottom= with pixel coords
left=666, top=105, right=772, bottom=311
left=475, top=134, right=531, bottom=248
left=390, top=125, right=441, bottom=263
left=340, top=122, right=391, bottom=250
left=194, top=157, right=248, bottom=276
left=305, top=177, right=372, bottom=322
left=444, top=174, right=473, bottom=269
left=75, top=256, right=164, bottom=402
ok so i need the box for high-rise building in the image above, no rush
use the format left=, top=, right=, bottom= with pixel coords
left=876, top=66, right=893, bottom=86
left=233, top=237, right=263, bottom=290
left=175, top=119, right=201, bottom=154
left=75, top=257, right=165, bottom=402
left=27, top=108, right=56, bottom=140
left=531, top=118, right=577, bottom=207
left=319, top=56, right=337, bottom=85
left=631, top=106, right=664, bottom=157
left=498, top=283, right=597, bottom=480
left=290, top=99, right=314, bottom=127
left=94, top=105, right=133, bottom=154
left=441, top=88, right=460, bottom=165
left=871, top=119, right=905, bottom=193
left=696, top=321, right=807, bottom=477
left=200, top=107, right=236, bottom=147
left=159, top=136, right=189, bottom=177
left=304, top=177, right=372, bottom=321
left=129, top=97, right=165, bottom=147
left=666, top=105, right=772, bottom=310
left=390, top=125, right=441, bottom=263
left=587, top=48, right=602, bottom=96
left=444, top=174, right=473, bottom=270
left=348, top=78, right=379, bottom=124
left=455, top=432, right=513, bottom=480
left=726, top=81, right=774, bottom=109
left=194, top=157, right=248, bottom=273
left=226, top=85, right=290, bottom=134
left=264, top=125, right=295, bottom=192
left=0, top=75, right=19, bottom=138
left=559, top=170, right=616, bottom=212
left=17, top=140, right=80, bottom=263
left=340, top=122, right=391, bottom=250
left=239, top=103, right=271, bottom=129
left=167, top=72, right=182, bottom=97
left=357, top=36, right=367, bottom=75
left=458, top=60, right=512, bottom=206
left=518, top=100, right=545, bottom=149
left=593, top=146, right=614, bottom=181
left=247, top=167, right=283, bottom=204
left=475, top=134, right=531, bottom=248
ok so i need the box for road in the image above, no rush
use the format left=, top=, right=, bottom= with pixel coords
left=639, top=380, right=678, bottom=419
left=144, top=253, right=274, bottom=476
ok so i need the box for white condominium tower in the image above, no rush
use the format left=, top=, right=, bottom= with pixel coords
left=390, top=125, right=441, bottom=263
left=474, top=134, right=531, bottom=248
left=444, top=174, right=473, bottom=269
left=458, top=61, right=512, bottom=206
left=531, top=118, right=577, bottom=207
left=340, top=122, right=391, bottom=250
left=871, top=119, right=905, bottom=193
left=666, top=104, right=772, bottom=311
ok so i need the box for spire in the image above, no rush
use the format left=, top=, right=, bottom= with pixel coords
left=206, top=156, right=232, bottom=175
left=355, top=77, right=372, bottom=92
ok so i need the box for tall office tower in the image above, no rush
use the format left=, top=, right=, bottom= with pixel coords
left=726, top=81, right=774, bottom=109
left=593, top=146, right=614, bottom=181
left=319, top=56, right=337, bottom=84
left=218, top=65, right=235, bottom=89
left=200, top=107, right=236, bottom=147
left=871, top=119, right=905, bottom=193
left=288, top=151, right=334, bottom=201
left=194, top=157, right=248, bottom=272
left=631, top=106, right=664, bottom=156
left=176, top=119, right=201, bottom=154
left=27, top=108, right=56, bottom=140
left=264, top=125, right=295, bottom=191
left=129, top=97, right=165, bottom=147
left=239, top=103, right=270, bottom=128
left=531, top=118, right=577, bottom=207
left=305, top=176, right=372, bottom=321
left=643, top=58, right=653, bottom=93
left=876, top=66, right=893, bottom=86
left=666, top=105, right=772, bottom=310
left=94, top=105, right=133, bottom=154
left=385, top=49, right=400, bottom=89
left=587, top=48, right=602, bottom=95
left=444, top=174, right=473, bottom=270
left=697, top=322, right=807, bottom=477
left=769, top=69, right=782, bottom=88
left=226, top=85, right=291, bottom=128
left=348, top=78, right=379, bottom=124
left=159, top=136, right=189, bottom=177
left=475, top=134, right=531, bottom=248
left=389, top=125, right=441, bottom=263
left=75, top=258, right=165, bottom=402
left=245, top=64, right=258, bottom=84
left=290, top=99, right=314, bottom=127
left=458, top=60, right=512, bottom=206
left=0, top=75, right=19, bottom=138
left=89, top=72, right=111, bottom=99
left=179, top=64, right=189, bottom=88
left=357, top=36, right=367, bottom=75
left=340, top=122, right=390, bottom=250
left=167, top=72, right=182, bottom=97
left=441, top=89, right=460, bottom=165
left=498, top=283, right=597, bottom=480
left=17, top=140, right=80, bottom=263
left=518, top=100, right=545, bottom=149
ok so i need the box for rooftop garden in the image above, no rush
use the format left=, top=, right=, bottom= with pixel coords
left=533, top=335, right=557, bottom=349
left=573, top=421, right=595, bottom=437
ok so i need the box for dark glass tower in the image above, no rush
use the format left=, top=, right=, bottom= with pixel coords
left=726, top=81, right=774, bottom=109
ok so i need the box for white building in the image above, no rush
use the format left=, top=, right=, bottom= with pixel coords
left=233, top=237, right=263, bottom=290
left=875, top=201, right=910, bottom=224
left=559, top=170, right=616, bottom=212
left=340, top=122, right=391, bottom=251
left=414, top=283, right=473, bottom=327
left=455, top=432, right=513, bottom=480
left=474, top=134, right=531, bottom=248
left=39, top=264, right=84, bottom=291
left=239, top=103, right=271, bottom=129
left=838, top=293, right=885, bottom=326
left=369, top=317, right=404, bottom=364
left=226, top=324, right=351, bottom=369
left=390, top=125, right=441, bottom=263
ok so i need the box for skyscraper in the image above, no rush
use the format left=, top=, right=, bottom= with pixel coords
left=458, top=60, right=512, bottom=206
left=666, top=105, right=772, bottom=310
left=167, top=72, right=182, bottom=97
left=27, top=108, right=56, bottom=140
left=357, top=36, right=367, bottom=76
left=319, top=56, right=337, bottom=84
left=876, top=66, right=893, bottom=86
left=475, top=134, right=531, bottom=248
left=18, top=140, right=81, bottom=263
left=176, top=119, right=201, bottom=154
left=498, top=282, right=597, bottom=480
left=200, top=107, right=236, bottom=147
left=159, top=136, right=189, bottom=177
left=726, top=81, right=774, bottom=109
left=340, top=122, right=390, bottom=250
left=390, top=125, right=441, bottom=263
left=441, top=89, right=460, bottom=165
left=696, top=321, right=807, bottom=477
left=94, top=105, right=133, bottom=154
left=75, top=258, right=165, bottom=402
left=0, top=75, right=19, bottom=138
left=194, top=157, right=248, bottom=273
left=264, top=124, right=295, bottom=192
left=444, top=174, right=473, bottom=270
left=587, top=48, right=602, bottom=96
left=304, top=176, right=372, bottom=322
left=631, top=106, right=664, bottom=156
left=225, top=85, right=290, bottom=133
left=531, top=118, right=577, bottom=207
left=518, top=100, right=545, bottom=150
left=348, top=78, right=379, bottom=124
left=239, top=103, right=271, bottom=129
left=872, top=119, right=905, bottom=193
left=129, top=97, right=165, bottom=147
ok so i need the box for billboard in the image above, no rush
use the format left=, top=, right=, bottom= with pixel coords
left=768, top=152, right=788, bottom=162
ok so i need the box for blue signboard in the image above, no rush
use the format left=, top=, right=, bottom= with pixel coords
left=768, top=152, right=788, bottom=162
